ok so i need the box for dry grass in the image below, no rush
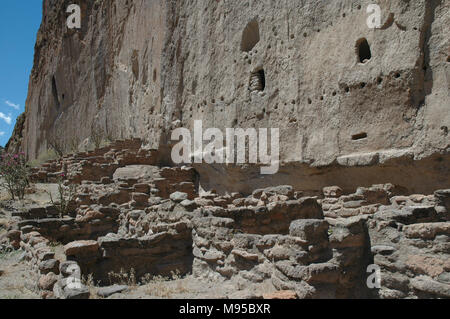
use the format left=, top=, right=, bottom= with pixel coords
left=82, top=273, right=102, bottom=299
left=102, top=269, right=188, bottom=298
left=107, top=268, right=137, bottom=287
left=142, top=271, right=188, bottom=298
left=65, top=269, right=190, bottom=299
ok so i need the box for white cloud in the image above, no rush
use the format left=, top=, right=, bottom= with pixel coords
left=0, top=112, right=12, bottom=125
left=4, top=100, right=20, bottom=110
left=0, top=132, right=5, bottom=136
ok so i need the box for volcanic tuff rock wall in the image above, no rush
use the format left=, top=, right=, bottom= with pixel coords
left=11, top=0, right=450, bottom=194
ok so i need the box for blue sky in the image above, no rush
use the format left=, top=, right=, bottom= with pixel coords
left=0, top=1, right=42, bottom=146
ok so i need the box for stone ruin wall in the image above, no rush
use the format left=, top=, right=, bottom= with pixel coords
left=2, top=142, right=448, bottom=299
left=7, top=0, right=449, bottom=196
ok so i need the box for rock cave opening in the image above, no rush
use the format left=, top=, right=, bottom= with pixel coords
left=241, top=19, right=260, bottom=52
left=356, top=38, right=372, bottom=63
left=352, top=132, right=368, bottom=140
left=249, top=69, right=265, bottom=92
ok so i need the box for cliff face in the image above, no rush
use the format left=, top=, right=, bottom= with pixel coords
left=20, top=0, right=167, bottom=157
left=11, top=0, right=450, bottom=194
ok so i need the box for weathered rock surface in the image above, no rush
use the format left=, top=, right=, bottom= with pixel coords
left=97, top=285, right=129, bottom=298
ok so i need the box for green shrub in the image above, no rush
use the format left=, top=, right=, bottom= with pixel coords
left=47, top=173, right=76, bottom=216
left=0, top=152, right=30, bottom=200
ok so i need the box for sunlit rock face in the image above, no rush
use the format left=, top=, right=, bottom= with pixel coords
left=11, top=0, right=450, bottom=194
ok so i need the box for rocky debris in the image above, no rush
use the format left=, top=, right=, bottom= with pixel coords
left=321, top=184, right=434, bottom=219
left=97, top=285, right=129, bottom=298
left=227, top=291, right=263, bottom=299
left=49, top=260, right=91, bottom=300
left=437, top=272, right=450, bottom=285
left=263, top=290, right=298, bottom=299
left=180, top=200, right=197, bottom=211
left=39, top=259, right=60, bottom=275
left=53, top=278, right=90, bottom=300
left=323, top=186, right=343, bottom=198
left=64, top=240, right=100, bottom=258
left=366, top=190, right=450, bottom=298
left=253, top=186, right=294, bottom=199
left=20, top=231, right=54, bottom=263
left=6, top=230, right=21, bottom=250
left=403, top=223, right=450, bottom=240
left=410, top=276, right=450, bottom=298
left=289, top=219, right=328, bottom=242
left=38, top=272, right=58, bottom=290
left=371, top=246, right=396, bottom=256
left=59, top=261, right=79, bottom=277
left=170, top=192, right=188, bottom=203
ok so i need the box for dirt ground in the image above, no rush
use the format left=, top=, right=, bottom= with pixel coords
left=98, top=275, right=275, bottom=299
left=0, top=250, right=40, bottom=299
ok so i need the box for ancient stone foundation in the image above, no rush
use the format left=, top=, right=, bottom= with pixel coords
left=2, top=142, right=448, bottom=299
